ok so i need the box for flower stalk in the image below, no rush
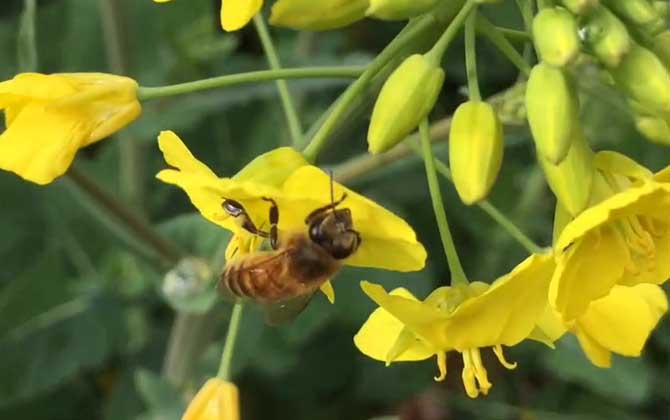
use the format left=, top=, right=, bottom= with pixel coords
left=218, top=303, right=244, bottom=380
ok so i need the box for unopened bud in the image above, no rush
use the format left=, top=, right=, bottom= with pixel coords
left=560, top=0, right=600, bottom=15
left=539, top=129, right=595, bottom=216
left=603, top=0, right=662, bottom=27
left=366, top=0, right=439, bottom=20
left=368, top=54, right=445, bottom=154
left=270, top=0, right=368, bottom=30
left=526, top=63, right=580, bottom=164
left=449, top=101, right=504, bottom=205
left=652, top=30, right=670, bottom=69
left=610, top=42, right=670, bottom=113
left=584, top=5, right=631, bottom=67
left=533, top=7, right=581, bottom=67
left=635, top=114, right=670, bottom=145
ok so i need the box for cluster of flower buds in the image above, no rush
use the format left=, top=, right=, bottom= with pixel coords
left=525, top=0, right=670, bottom=214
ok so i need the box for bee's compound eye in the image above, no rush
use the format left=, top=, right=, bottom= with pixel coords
left=222, top=199, right=244, bottom=217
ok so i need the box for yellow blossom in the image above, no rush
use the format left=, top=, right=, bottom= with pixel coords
left=156, top=131, right=427, bottom=298
left=354, top=253, right=555, bottom=398
left=550, top=152, right=670, bottom=321
left=534, top=284, right=668, bottom=368
left=0, top=72, right=140, bottom=185
left=154, top=0, right=262, bottom=31
left=182, top=378, right=239, bottom=420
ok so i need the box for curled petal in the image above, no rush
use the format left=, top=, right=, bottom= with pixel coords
left=493, top=345, right=517, bottom=370
left=434, top=351, right=447, bottom=382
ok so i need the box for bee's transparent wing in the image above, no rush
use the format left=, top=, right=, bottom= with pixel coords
left=263, top=293, right=315, bottom=326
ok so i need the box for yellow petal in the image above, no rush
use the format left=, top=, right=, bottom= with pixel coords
left=550, top=227, right=628, bottom=321
left=158, top=131, right=218, bottom=178
left=360, top=281, right=448, bottom=346
left=575, top=284, right=667, bottom=361
left=556, top=180, right=670, bottom=251
left=528, top=303, right=567, bottom=348
left=0, top=103, right=89, bottom=184
left=220, top=0, right=263, bottom=31
left=354, top=286, right=434, bottom=362
left=281, top=166, right=427, bottom=272
left=182, top=378, right=240, bottom=420
left=442, top=253, right=556, bottom=350
left=574, top=326, right=612, bottom=368
left=319, top=280, right=335, bottom=304
left=233, top=146, right=307, bottom=185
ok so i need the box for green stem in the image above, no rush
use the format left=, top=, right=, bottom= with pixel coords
left=302, top=16, right=435, bottom=163
left=253, top=15, right=303, bottom=147
left=426, top=0, right=477, bottom=64
left=430, top=160, right=544, bottom=254
left=419, top=119, right=468, bottom=286
left=494, top=27, right=531, bottom=42
left=217, top=303, right=244, bottom=381
left=465, top=10, right=481, bottom=101
left=476, top=15, right=531, bottom=77
left=138, top=67, right=364, bottom=101
left=17, top=0, right=37, bottom=72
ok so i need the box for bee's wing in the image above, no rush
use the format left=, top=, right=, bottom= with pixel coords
left=263, top=293, right=315, bottom=326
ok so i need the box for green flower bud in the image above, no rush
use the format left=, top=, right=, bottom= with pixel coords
left=366, top=0, right=439, bottom=20
left=603, top=0, right=661, bottom=27
left=368, top=54, right=445, bottom=154
left=635, top=114, right=670, bottom=145
left=532, top=7, right=581, bottom=67
left=583, top=5, right=631, bottom=67
left=270, top=0, right=369, bottom=31
left=449, top=101, right=504, bottom=205
left=610, top=42, right=670, bottom=113
left=560, top=0, right=600, bottom=15
left=526, top=63, right=580, bottom=164
left=652, top=30, right=670, bottom=69
left=539, top=128, right=595, bottom=216
left=654, top=2, right=670, bottom=17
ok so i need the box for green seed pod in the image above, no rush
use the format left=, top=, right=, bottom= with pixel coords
left=583, top=5, right=631, bottom=67
left=449, top=101, right=504, bottom=205
left=366, top=0, right=439, bottom=20
left=610, top=42, right=670, bottom=113
left=368, top=54, right=445, bottom=154
left=603, top=0, right=662, bottom=27
left=539, top=128, right=595, bottom=216
left=526, top=63, right=580, bottom=164
left=560, top=0, right=600, bottom=15
left=652, top=30, right=670, bottom=69
left=635, top=114, right=670, bottom=145
left=270, top=0, right=369, bottom=30
left=532, top=7, right=581, bottom=67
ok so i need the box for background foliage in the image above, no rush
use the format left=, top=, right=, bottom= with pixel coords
left=0, top=1, right=668, bottom=419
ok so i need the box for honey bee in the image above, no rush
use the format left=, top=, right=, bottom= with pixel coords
left=218, top=183, right=361, bottom=325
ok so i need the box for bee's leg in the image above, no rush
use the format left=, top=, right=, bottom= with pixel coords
left=304, top=193, right=348, bottom=225
left=222, top=198, right=269, bottom=238
left=262, top=197, right=279, bottom=250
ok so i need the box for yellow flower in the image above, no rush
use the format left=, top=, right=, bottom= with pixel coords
left=182, top=378, right=239, bottom=420
left=154, top=0, right=262, bottom=31
left=550, top=152, right=670, bottom=321
left=156, top=131, right=426, bottom=295
left=534, top=284, right=668, bottom=368
left=0, top=72, right=140, bottom=185
left=354, top=253, right=555, bottom=398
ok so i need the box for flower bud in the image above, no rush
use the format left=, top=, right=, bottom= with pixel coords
left=539, top=128, right=595, bottom=216
left=368, top=54, right=445, bottom=154
left=366, top=0, right=439, bottom=20
left=532, top=7, right=581, bottom=67
left=634, top=114, right=670, bottom=145
left=583, top=5, right=631, bottom=67
left=269, top=0, right=368, bottom=30
left=183, top=378, right=240, bottom=420
left=560, top=0, right=600, bottom=15
left=610, top=42, right=670, bottom=113
left=652, top=30, right=670, bottom=69
left=449, top=101, right=504, bottom=205
left=603, top=0, right=661, bottom=27
left=526, top=63, right=580, bottom=164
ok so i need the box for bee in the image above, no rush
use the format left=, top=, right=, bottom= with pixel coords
left=218, top=182, right=361, bottom=325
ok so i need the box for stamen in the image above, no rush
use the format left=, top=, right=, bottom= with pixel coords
left=470, top=349, right=492, bottom=396
left=493, top=345, right=517, bottom=370
left=461, top=351, right=479, bottom=398
left=434, top=351, right=447, bottom=382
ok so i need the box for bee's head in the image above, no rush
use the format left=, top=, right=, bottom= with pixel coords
left=308, top=207, right=361, bottom=260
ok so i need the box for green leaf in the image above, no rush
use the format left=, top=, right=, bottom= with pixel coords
left=134, top=368, right=183, bottom=416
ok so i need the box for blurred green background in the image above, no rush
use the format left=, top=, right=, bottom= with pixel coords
left=0, top=1, right=668, bottom=419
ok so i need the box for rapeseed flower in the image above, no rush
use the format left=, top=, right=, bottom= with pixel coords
left=182, top=378, right=239, bottom=420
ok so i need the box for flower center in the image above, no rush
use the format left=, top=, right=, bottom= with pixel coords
left=615, top=216, right=660, bottom=274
